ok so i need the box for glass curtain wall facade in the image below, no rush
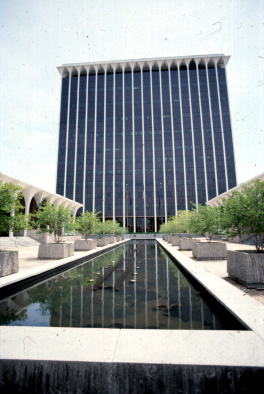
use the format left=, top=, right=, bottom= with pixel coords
left=56, top=55, right=236, bottom=232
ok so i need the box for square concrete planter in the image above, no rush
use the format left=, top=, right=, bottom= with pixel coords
left=227, top=250, right=264, bottom=289
left=179, top=238, right=193, bottom=251
left=97, top=238, right=109, bottom=247
left=0, top=250, right=19, bottom=277
left=38, top=243, right=74, bottom=260
left=192, top=241, right=227, bottom=260
left=74, top=239, right=97, bottom=251
left=172, top=236, right=180, bottom=246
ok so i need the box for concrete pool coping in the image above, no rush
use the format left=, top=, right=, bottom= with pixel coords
left=0, top=238, right=264, bottom=370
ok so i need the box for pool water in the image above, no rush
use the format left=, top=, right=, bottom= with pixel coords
left=0, top=240, right=246, bottom=330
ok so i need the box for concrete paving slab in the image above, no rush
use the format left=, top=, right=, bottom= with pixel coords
left=0, top=327, right=263, bottom=368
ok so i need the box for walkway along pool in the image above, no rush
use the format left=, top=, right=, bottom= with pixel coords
left=0, top=240, right=246, bottom=330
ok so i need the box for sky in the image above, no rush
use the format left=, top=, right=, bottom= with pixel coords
left=0, top=0, right=263, bottom=193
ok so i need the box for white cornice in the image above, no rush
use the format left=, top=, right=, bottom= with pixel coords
left=58, top=54, right=230, bottom=74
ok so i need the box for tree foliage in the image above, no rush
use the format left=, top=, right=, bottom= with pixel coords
left=192, top=204, right=221, bottom=241
left=94, top=219, right=127, bottom=236
left=159, top=210, right=197, bottom=238
left=33, top=202, right=75, bottom=243
left=75, top=210, right=100, bottom=240
left=36, top=197, right=48, bottom=211
left=221, top=180, right=264, bottom=251
left=0, top=181, right=29, bottom=235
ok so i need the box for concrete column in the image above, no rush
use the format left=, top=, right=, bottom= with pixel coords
left=215, top=58, right=228, bottom=190
left=177, top=61, right=188, bottom=211
left=205, top=59, right=218, bottom=196
left=82, top=66, right=90, bottom=213
left=168, top=62, right=178, bottom=217
left=186, top=59, right=198, bottom=207
left=150, top=63, right=157, bottom=232
left=64, top=67, right=73, bottom=197
left=158, top=62, right=167, bottom=224
left=220, top=56, right=238, bottom=183
left=140, top=64, right=147, bottom=233
left=195, top=59, right=208, bottom=202
left=55, top=71, right=64, bottom=192
left=73, top=68, right=81, bottom=201
left=92, top=67, right=98, bottom=212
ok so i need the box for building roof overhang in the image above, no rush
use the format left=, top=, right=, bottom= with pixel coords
left=0, top=172, right=83, bottom=214
left=206, top=172, right=264, bottom=207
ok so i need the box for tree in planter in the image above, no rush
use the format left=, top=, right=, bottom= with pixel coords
left=221, top=180, right=264, bottom=252
left=174, top=210, right=197, bottom=238
left=0, top=181, right=29, bottom=236
left=160, top=211, right=197, bottom=237
left=159, top=216, right=176, bottom=234
left=75, top=210, right=100, bottom=240
left=190, top=205, right=228, bottom=260
left=94, top=220, right=126, bottom=236
left=192, top=204, right=222, bottom=241
left=33, top=202, right=75, bottom=243
left=110, top=220, right=127, bottom=236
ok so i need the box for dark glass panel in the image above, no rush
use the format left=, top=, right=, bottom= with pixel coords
left=198, top=66, right=217, bottom=200
left=85, top=74, right=96, bottom=212
left=143, top=71, right=154, bottom=217
left=152, top=69, right=164, bottom=222
left=56, top=76, right=69, bottom=196
left=180, top=67, right=196, bottom=209
left=105, top=72, right=114, bottom=217
left=66, top=75, right=78, bottom=200
left=208, top=67, right=226, bottom=195
left=115, top=72, right=123, bottom=217
left=170, top=68, right=186, bottom=211
left=95, top=73, right=105, bottom=215
left=189, top=67, right=206, bottom=204
left=217, top=67, right=237, bottom=189
left=75, top=74, right=87, bottom=206
left=125, top=71, right=133, bottom=219
left=161, top=69, right=175, bottom=216
left=134, top=71, right=144, bottom=217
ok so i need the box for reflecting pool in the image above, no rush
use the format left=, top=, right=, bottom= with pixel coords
left=0, top=241, right=246, bottom=330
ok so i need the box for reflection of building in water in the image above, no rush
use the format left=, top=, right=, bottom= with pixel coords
left=56, top=55, right=236, bottom=233
left=1, top=242, right=232, bottom=330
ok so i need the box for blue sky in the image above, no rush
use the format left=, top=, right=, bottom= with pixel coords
left=0, top=0, right=263, bottom=192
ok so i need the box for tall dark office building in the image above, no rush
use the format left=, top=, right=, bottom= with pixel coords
left=56, top=55, right=236, bottom=232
